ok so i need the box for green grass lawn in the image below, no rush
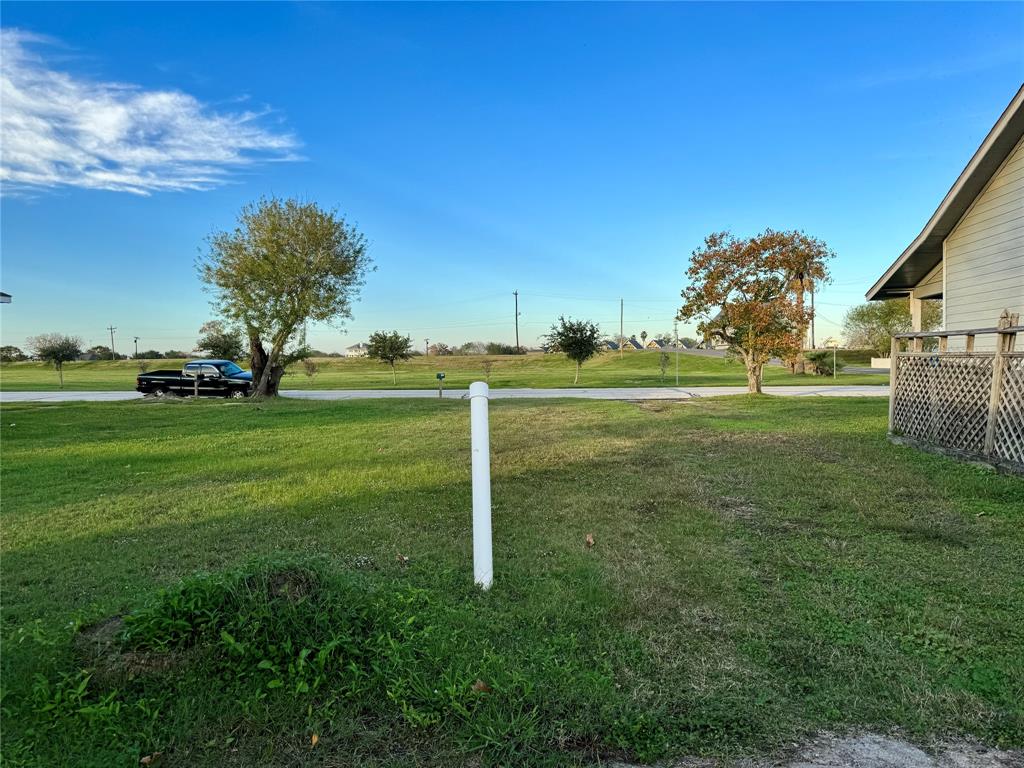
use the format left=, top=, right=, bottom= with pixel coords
left=0, top=351, right=888, bottom=391
left=1, top=396, right=1020, bottom=766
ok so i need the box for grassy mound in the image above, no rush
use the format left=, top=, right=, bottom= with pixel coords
left=5, top=558, right=664, bottom=767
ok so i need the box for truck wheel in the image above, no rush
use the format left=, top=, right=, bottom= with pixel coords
left=153, top=387, right=167, bottom=398
left=229, top=389, right=247, bottom=399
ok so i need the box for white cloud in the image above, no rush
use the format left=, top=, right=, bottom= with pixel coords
left=0, top=29, right=300, bottom=195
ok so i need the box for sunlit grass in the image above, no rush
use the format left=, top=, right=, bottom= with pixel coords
left=1, top=397, right=1019, bottom=766
left=0, top=351, right=888, bottom=391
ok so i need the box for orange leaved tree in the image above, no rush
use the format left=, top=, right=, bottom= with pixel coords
left=677, top=230, right=833, bottom=393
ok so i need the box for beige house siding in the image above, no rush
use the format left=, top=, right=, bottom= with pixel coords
left=944, top=136, right=1024, bottom=339
left=914, top=262, right=943, bottom=299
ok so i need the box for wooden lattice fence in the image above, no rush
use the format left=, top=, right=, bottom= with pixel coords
left=889, top=318, right=1023, bottom=473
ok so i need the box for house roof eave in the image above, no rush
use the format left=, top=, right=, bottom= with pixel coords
left=866, top=84, right=1024, bottom=301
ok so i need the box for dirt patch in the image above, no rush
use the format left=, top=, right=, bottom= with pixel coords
left=632, top=401, right=686, bottom=415
left=73, top=615, right=125, bottom=658
left=873, top=517, right=974, bottom=549
left=265, top=566, right=319, bottom=602
left=74, top=616, right=185, bottom=684
left=610, top=732, right=1022, bottom=767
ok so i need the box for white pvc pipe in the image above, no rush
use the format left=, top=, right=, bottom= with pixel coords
left=469, top=381, right=493, bottom=589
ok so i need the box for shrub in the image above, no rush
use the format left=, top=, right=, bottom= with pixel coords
left=804, top=350, right=844, bottom=376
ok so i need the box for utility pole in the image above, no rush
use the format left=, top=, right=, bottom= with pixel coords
left=810, top=282, right=816, bottom=350
left=106, top=325, right=117, bottom=360
left=619, top=298, right=624, bottom=359
left=424, top=338, right=430, bottom=355
left=674, top=319, right=679, bottom=387
left=133, top=336, right=139, bottom=359
left=513, top=290, right=520, bottom=352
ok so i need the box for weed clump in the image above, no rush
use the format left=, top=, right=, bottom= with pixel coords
left=8, top=558, right=663, bottom=767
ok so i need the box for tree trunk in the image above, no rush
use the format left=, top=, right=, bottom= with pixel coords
left=744, top=356, right=763, bottom=394
left=57, top=363, right=63, bottom=389
left=254, top=360, right=285, bottom=397
left=250, top=333, right=269, bottom=391
left=247, top=333, right=286, bottom=398
left=263, top=366, right=285, bottom=396
left=391, top=362, right=396, bottom=386
left=574, top=361, right=580, bottom=385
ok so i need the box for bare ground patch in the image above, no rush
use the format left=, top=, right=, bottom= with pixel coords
left=611, top=732, right=1022, bottom=767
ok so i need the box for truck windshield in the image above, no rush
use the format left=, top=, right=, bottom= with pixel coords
left=218, top=362, right=244, bottom=376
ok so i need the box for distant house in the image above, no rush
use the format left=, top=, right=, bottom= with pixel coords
left=645, top=339, right=668, bottom=350
left=604, top=340, right=619, bottom=351
left=0, top=292, right=11, bottom=304
left=622, top=336, right=643, bottom=350
left=867, top=85, right=1023, bottom=345
left=344, top=343, right=369, bottom=358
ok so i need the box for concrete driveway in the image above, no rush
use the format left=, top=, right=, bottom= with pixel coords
left=0, top=385, right=888, bottom=403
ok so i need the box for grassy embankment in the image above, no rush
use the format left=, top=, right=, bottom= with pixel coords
left=0, top=351, right=888, bottom=391
left=2, top=396, right=1020, bottom=766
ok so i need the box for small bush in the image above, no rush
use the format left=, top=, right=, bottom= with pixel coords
left=804, top=350, right=844, bottom=376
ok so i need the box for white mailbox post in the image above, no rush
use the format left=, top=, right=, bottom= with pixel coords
left=469, top=381, right=493, bottom=589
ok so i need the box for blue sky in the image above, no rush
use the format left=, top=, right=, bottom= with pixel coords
left=2, top=2, right=1022, bottom=354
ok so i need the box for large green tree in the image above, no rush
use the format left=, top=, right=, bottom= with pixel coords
left=195, top=321, right=245, bottom=361
left=26, top=334, right=82, bottom=389
left=678, top=230, right=833, bottom=393
left=367, top=330, right=413, bottom=385
left=199, top=197, right=371, bottom=397
left=843, top=299, right=941, bottom=357
left=545, top=316, right=602, bottom=385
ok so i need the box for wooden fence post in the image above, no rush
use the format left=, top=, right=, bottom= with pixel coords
left=983, top=316, right=1012, bottom=457
left=888, top=336, right=899, bottom=433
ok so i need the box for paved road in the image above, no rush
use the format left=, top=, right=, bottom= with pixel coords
left=0, top=385, right=889, bottom=403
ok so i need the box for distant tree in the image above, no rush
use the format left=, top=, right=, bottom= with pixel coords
left=429, top=343, right=453, bottom=356
left=659, top=351, right=670, bottom=379
left=199, top=197, right=372, bottom=397
left=459, top=341, right=487, bottom=355
left=302, top=358, right=319, bottom=379
left=163, top=350, right=189, bottom=359
left=135, top=350, right=164, bottom=359
left=86, top=345, right=126, bottom=360
left=0, top=345, right=27, bottom=362
left=367, top=330, right=413, bottom=385
left=26, top=334, right=82, bottom=389
left=195, top=320, right=245, bottom=361
left=485, top=342, right=518, bottom=355
left=640, top=330, right=648, bottom=347
left=544, top=316, right=602, bottom=385
left=843, top=299, right=941, bottom=357
left=679, top=337, right=698, bottom=349
left=482, top=359, right=494, bottom=383
left=678, top=230, right=833, bottom=393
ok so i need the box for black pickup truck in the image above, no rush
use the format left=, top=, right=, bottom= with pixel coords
left=136, top=360, right=253, bottom=398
